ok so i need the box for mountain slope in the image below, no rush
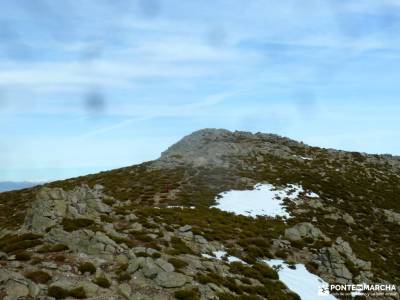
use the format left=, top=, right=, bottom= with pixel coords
left=0, top=129, right=399, bottom=299
left=0, top=181, right=40, bottom=192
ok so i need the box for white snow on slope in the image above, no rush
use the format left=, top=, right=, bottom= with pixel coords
left=201, top=250, right=247, bottom=264
left=213, top=183, right=319, bottom=218
left=300, top=156, right=313, bottom=161
left=265, top=259, right=337, bottom=300
left=306, top=191, right=319, bottom=198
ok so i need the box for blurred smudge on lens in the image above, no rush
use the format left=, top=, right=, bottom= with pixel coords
left=84, top=90, right=106, bottom=114
left=206, top=26, right=227, bottom=48
left=138, top=0, right=160, bottom=18
left=294, top=89, right=318, bottom=119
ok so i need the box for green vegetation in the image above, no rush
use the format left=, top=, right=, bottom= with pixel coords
left=116, top=272, right=131, bottom=282
left=196, top=267, right=294, bottom=300
left=174, top=288, right=200, bottom=300
left=68, top=287, right=87, bottom=299
left=37, top=243, right=68, bottom=253
left=168, top=257, right=188, bottom=270
left=48, top=286, right=69, bottom=299
left=25, top=270, right=52, bottom=284
left=216, top=293, right=262, bottom=300
left=61, top=218, right=95, bottom=232
left=54, top=254, right=66, bottom=262
left=168, top=236, right=194, bottom=255
left=0, top=233, right=42, bottom=253
left=14, top=250, right=32, bottom=261
left=48, top=286, right=87, bottom=299
left=229, top=262, right=279, bottom=282
left=108, top=235, right=137, bottom=248
left=136, top=252, right=150, bottom=257
left=137, top=207, right=286, bottom=263
left=78, top=262, right=96, bottom=274
left=115, top=263, right=131, bottom=282
left=93, top=276, right=111, bottom=288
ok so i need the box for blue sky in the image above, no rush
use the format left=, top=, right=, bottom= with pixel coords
left=1, top=0, right=400, bottom=181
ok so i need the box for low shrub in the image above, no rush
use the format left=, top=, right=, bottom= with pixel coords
left=78, top=262, right=96, bottom=274
left=25, top=270, right=52, bottom=284
left=14, top=251, right=32, bottom=261
left=117, top=272, right=131, bottom=282
left=37, top=244, right=68, bottom=253
left=0, top=233, right=42, bottom=253
left=136, top=252, right=150, bottom=257
left=48, top=286, right=69, bottom=299
left=30, top=256, right=43, bottom=265
left=100, top=214, right=114, bottom=223
left=168, top=257, right=188, bottom=270
left=93, top=276, right=111, bottom=288
left=61, top=218, right=94, bottom=232
left=169, top=237, right=194, bottom=255
left=174, top=288, right=200, bottom=300
left=69, top=287, right=87, bottom=299
left=54, top=255, right=66, bottom=262
left=108, top=235, right=137, bottom=248
left=275, top=249, right=288, bottom=259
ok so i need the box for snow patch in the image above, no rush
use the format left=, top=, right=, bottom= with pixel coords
left=202, top=250, right=247, bottom=264
left=294, top=155, right=314, bottom=161
left=213, top=183, right=319, bottom=218
left=265, top=259, right=337, bottom=300
left=306, top=191, right=319, bottom=198
left=300, top=156, right=313, bottom=161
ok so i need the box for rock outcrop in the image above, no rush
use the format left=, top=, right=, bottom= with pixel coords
left=154, top=129, right=301, bottom=169
left=383, top=209, right=400, bottom=225
left=24, top=184, right=112, bottom=234
left=313, top=237, right=373, bottom=284
left=284, top=222, right=330, bottom=242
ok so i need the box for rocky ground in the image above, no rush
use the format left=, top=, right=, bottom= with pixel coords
left=0, top=129, right=399, bottom=299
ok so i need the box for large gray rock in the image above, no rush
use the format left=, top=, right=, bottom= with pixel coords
left=334, top=237, right=353, bottom=257
left=24, top=184, right=112, bottom=233
left=46, top=228, right=121, bottom=258
left=50, top=279, right=75, bottom=290
left=127, top=259, right=140, bottom=273
left=194, top=235, right=208, bottom=244
left=155, top=258, right=175, bottom=273
left=28, top=281, right=41, bottom=298
left=334, top=237, right=371, bottom=271
left=284, top=222, right=329, bottom=241
left=142, top=258, right=163, bottom=279
left=118, top=283, right=132, bottom=299
left=383, top=209, right=400, bottom=225
left=4, top=280, right=30, bottom=300
left=155, top=271, right=189, bottom=288
left=76, top=281, right=99, bottom=298
left=0, top=269, right=10, bottom=284
left=342, top=213, right=355, bottom=225
left=316, top=247, right=353, bottom=284
left=179, top=225, right=192, bottom=232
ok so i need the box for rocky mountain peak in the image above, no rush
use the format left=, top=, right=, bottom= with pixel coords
left=0, top=129, right=399, bottom=299
left=157, top=128, right=302, bottom=168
